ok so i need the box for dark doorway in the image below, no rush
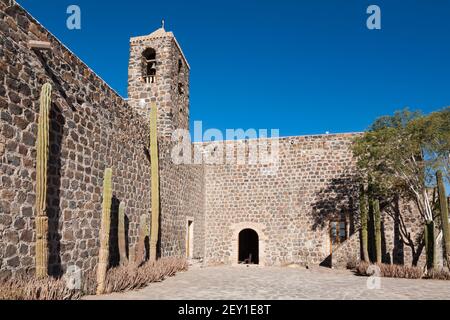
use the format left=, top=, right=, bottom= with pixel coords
left=238, top=229, right=259, bottom=264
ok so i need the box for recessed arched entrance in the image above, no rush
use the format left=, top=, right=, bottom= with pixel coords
left=238, top=229, right=259, bottom=265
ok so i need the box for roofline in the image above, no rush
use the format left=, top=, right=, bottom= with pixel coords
left=192, top=132, right=363, bottom=145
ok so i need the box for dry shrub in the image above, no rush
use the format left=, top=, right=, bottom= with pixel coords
left=356, top=262, right=424, bottom=279
left=425, top=268, right=450, bottom=280
left=104, top=257, right=188, bottom=294
left=0, top=276, right=83, bottom=300
left=0, top=257, right=187, bottom=300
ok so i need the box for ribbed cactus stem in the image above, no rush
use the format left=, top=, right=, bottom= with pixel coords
left=437, top=170, right=450, bottom=269
left=149, top=103, right=160, bottom=261
left=96, top=168, right=113, bottom=295
left=360, top=185, right=370, bottom=262
left=135, top=214, right=148, bottom=265
left=118, top=202, right=128, bottom=265
left=35, top=83, right=52, bottom=278
left=373, top=199, right=382, bottom=264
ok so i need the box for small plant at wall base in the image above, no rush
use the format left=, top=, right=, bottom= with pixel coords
left=96, top=168, right=113, bottom=295
left=35, top=83, right=52, bottom=278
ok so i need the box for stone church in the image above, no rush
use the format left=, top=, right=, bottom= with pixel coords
left=0, top=1, right=423, bottom=279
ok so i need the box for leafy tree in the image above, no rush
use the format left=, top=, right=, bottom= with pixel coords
left=353, top=107, right=450, bottom=266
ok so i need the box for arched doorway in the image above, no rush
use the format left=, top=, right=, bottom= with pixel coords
left=238, top=229, right=259, bottom=264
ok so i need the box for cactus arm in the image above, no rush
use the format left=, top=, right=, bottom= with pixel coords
left=35, top=83, right=52, bottom=278
left=96, top=168, right=113, bottom=295
left=149, top=103, right=160, bottom=261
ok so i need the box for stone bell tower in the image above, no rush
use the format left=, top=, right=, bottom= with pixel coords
left=128, top=22, right=190, bottom=138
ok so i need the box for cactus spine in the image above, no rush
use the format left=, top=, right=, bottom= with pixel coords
left=373, top=199, right=382, bottom=264
left=149, top=103, right=160, bottom=261
left=118, top=202, right=128, bottom=265
left=35, top=83, right=52, bottom=278
left=360, top=186, right=370, bottom=262
left=437, top=170, right=450, bottom=269
left=96, top=168, right=113, bottom=295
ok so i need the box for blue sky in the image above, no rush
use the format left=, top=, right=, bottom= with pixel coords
left=18, top=0, right=450, bottom=137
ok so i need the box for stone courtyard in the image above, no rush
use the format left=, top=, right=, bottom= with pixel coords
left=87, top=265, right=450, bottom=300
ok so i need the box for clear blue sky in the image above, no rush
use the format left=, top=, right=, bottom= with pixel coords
left=18, top=0, right=450, bottom=137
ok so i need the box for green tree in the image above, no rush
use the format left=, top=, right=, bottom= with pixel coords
left=353, top=107, right=450, bottom=266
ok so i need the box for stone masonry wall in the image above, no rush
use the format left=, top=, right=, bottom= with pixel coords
left=204, top=134, right=361, bottom=266
left=0, top=2, right=150, bottom=279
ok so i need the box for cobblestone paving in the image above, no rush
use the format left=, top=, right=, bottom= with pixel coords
left=86, top=266, right=450, bottom=300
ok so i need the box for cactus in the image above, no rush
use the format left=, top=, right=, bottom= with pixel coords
left=437, top=170, right=450, bottom=269
left=373, top=199, right=382, bottom=264
left=35, top=83, right=52, bottom=278
left=118, top=202, right=128, bottom=265
left=359, top=185, right=370, bottom=262
left=135, top=214, right=149, bottom=265
left=96, top=168, right=113, bottom=295
left=424, top=220, right=435, bottom=270
left=149, top=102, right=160, bottom=261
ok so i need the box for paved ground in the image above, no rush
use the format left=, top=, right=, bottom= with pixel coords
left=86, top=265, right=450, bottom=300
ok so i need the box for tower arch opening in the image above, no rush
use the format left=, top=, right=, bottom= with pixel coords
left=142, top=48, right=156, bottom=84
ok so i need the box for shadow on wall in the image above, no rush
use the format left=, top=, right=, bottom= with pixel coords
left=311, top=172, right=360, bottom=232
left=312, top=171, right=424, bottom=267
left=47, top=102, right=64, bottom=277
left=310, top=172, right=360, bottom=267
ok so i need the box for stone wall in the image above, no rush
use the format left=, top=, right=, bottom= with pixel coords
left=158, top=140, right=205, bottom=259
left=203, top=134, right=361, bottom=266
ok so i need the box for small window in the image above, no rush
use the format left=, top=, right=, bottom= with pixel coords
left=178, top=83, right=184, bottom=95
left=178, top=59, right=183, bottom=74
left=142, top=48, right=156, bottom=84
left=330, top=220, right=347, bottom=245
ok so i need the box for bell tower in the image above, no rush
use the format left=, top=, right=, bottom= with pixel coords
left=128, top=23, right=190, bottom=138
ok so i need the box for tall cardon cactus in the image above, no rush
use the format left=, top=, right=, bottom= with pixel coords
left=373, top=199, right=382, bottom=264
left=35, top=83, right=52, bottom=278
left=118, top=202, right=128, bottom=265
left=96, top=168, right=113, bottom=295
left=149, top=103, right=160, bottom=261
left=437, top=170, right=450, bottom=269
left=359, top=185, right=370, bottom=262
